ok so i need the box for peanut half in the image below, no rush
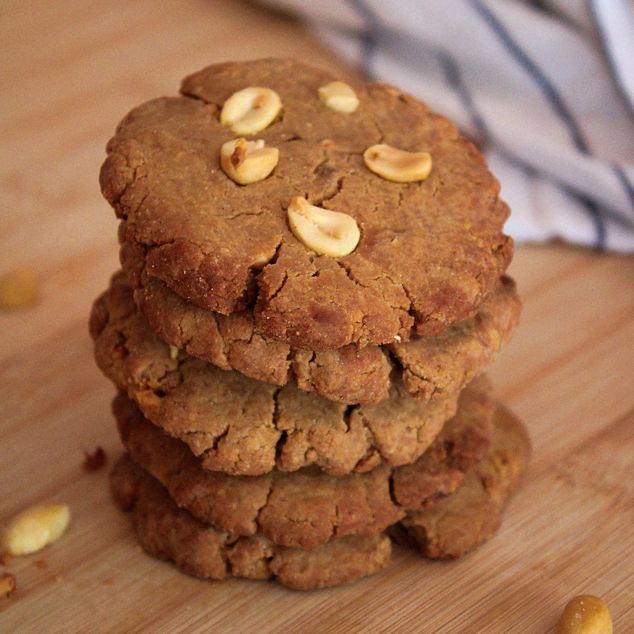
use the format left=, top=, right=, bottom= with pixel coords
left=220, top=138, right=279, bottom=185
left=318, top=81, right=359, bottom=113
left=0, top=268, right=39, bottom=309
left=363, top=144, right=432, bottom=183
left=287, top=196, right=360, bottom=257
left=2, top=504, right=70, bottom=556
left=220, top=87, right=282, bottom=135
left=556, top=595, right=613, bottom=634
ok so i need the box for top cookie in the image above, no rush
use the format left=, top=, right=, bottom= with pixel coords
left=101, top=58, right=512, bottom=350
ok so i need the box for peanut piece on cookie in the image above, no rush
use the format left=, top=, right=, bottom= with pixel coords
left=220, top=138, right=279, bottom=185
left=287, top=196, right=360, bottom=257
left=220, top=87, right=282, bottom=135
left=318, top=81, right=359, bottom=113
left=2, top=504, right=70, bottom=556
left=363, top=144, right=432, bottom=183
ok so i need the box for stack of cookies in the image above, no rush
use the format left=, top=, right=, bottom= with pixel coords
left=90, top=59, right=530, bottom=590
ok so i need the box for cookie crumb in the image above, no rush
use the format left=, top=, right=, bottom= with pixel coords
left=82, top=447, right=107, bottom=471
left=0, top=573, right=16, bottom=599
left=0, top=268, right=39, bottom=309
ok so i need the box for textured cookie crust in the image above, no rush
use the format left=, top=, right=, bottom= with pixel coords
left=106, top=266, right=519, bottom=406
left=90, top=278, right=496, bottom=476
left=101, top=58, right=513, bottom=349
left=110, top=407, right=528, bottom=587
left=121, top=243, right=520, bottom=403
left=399, top=404, right=530, bottom=559
left=113, top=378, right=494, bottom=548
left=110, top=456, right=392, bottom=590
left=118, top=253, right=393, bottom=405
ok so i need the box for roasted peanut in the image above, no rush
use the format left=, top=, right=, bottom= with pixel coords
left=220, top=138, right=279, bottom=185
left=220, top=87, right=282, bottom=135
left=363, top=144, right=432, bottom=183
left=0, top=268, right=39, bottom=309
left=318, top=81, right=359, bottom=113
left=287, top=196, right=360, bottom=257
left=556, top=595, right=613, bottom=634
left=2, top=504, right=70, bottom=556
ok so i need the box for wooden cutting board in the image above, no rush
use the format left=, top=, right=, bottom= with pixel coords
left=1, top=1, right=633, bottom=631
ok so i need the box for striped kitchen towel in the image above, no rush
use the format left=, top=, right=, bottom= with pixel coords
left=262, top=0, right=634, bottom=251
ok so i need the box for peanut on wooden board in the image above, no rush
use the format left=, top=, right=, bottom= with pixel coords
left=1, top=504, right=70, bottom=556
left=0, top=268, right=39, bottom=309
left=555, top=595, right=613, bottom=634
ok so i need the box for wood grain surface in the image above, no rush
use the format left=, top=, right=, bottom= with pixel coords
left=1, top=1, right=633, bottom=632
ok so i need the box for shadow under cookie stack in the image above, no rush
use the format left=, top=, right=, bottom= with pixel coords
left=90, top=59, right=530, bottom=590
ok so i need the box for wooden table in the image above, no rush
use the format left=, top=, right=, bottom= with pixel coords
left=1, top=1, right=633, bottom=631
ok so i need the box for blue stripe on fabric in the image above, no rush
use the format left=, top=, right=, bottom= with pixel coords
left=587, top=0, right=634, bottom=121
left=470, top=0, right=634, bottom=240
left=470, top=0, right=590, bottom=153
left=613, top=167, right=634, bottom=211
left=345, top=0, right=380, bottom=78
left=584, top=200, right=608, bottom=250
left=437, top=52, right=491, bottom=142
left=330, top=5, right=622, bottom=248
left=334, top=3, right=634, bottom=225
left=438, top=48, right=607, bottom=249
left=586, top=0, right=634, bottom=213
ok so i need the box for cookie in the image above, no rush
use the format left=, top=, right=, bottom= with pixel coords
left=91, top=280, right=495, bottom=477
left=110, top=409, right=528, bottom=587
left=110, top=455, right=392, bottom=590
left=390, top=275, right=519, bottom=401
left=398, top=404, right=530, bottom=559
left=112, top=379, right=494, bottom=548
left=101, top=59, right=513, bottom=350
left=103, top=266, right=519, bottom=406
left=120, top=243, right=520, bottom=403
left=117, top=252, right=392, bottom=405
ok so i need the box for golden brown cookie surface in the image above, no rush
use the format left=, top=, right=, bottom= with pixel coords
left=91, top=275, right=499, bottom=476
left=110, top=455, right=392, bottom=590
left=399, top=404, right=530, bottom=559
left=112, top=383, right=494, bottom=548
left=101, top=269, right=520, bottom=406
left=101, top=59, right=512, bottom=350
left=110, top=405, right=529, bottom=587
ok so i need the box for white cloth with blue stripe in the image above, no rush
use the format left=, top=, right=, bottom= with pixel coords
left=262, top=0, right=634, bottom=251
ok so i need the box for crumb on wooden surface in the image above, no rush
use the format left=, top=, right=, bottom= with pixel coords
left=82, top=447, right=107, bottom=472
left=0, top=572, right=16, bottom=599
